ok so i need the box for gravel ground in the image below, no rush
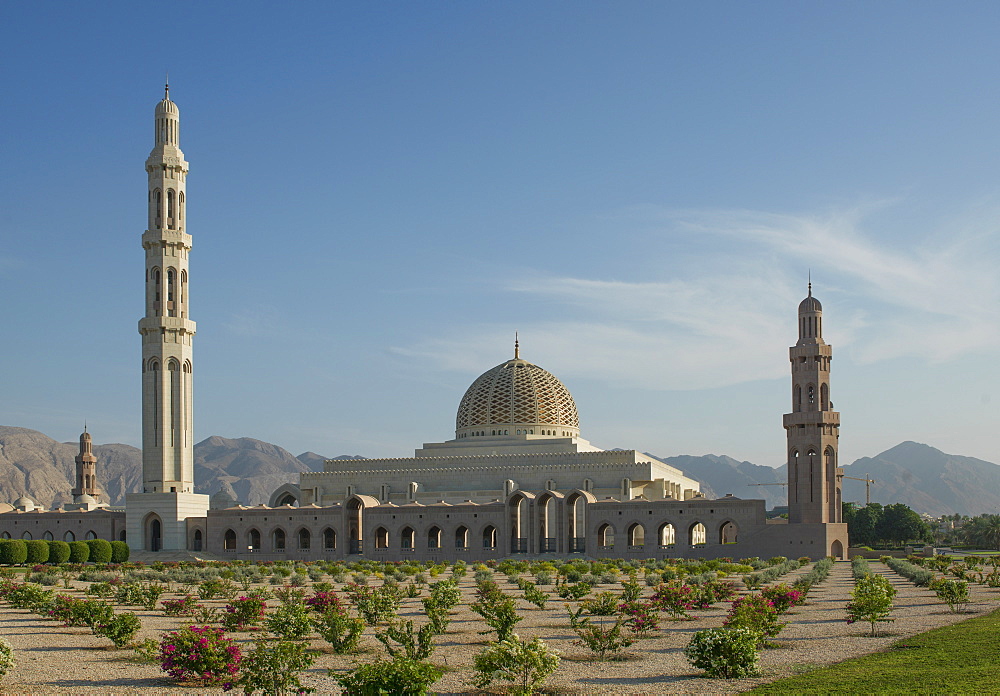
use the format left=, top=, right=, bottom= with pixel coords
left=0, top=561, right=997, bottom=695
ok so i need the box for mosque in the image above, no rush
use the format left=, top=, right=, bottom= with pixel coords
left=0, top=88, right=849, bottom=561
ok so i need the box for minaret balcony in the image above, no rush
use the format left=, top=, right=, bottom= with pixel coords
left=789, top=344, right=832, bottom=360
left=138, top=316, right=197, bottom=334
left=143, top=229, right=192, bottom=249
left=782, top=410, right=840, bottom=428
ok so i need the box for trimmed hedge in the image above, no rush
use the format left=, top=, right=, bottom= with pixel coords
left=110, top=540, right=130, bottom=563
left=25, top=539, right=50, bottom=564
left=86, top=539, right=112, bottom=564
left=68, top=540, right=90, bottom=563
left=884, top=557, right=935, bottom=587
left=0, top=540, right=28, bottom=565
left=47, top=540, right=71, bottom=564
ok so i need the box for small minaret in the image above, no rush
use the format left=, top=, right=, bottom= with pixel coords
left=783, top=283, right=843, bottom=524
left=72, top=428, right=101, bottom=502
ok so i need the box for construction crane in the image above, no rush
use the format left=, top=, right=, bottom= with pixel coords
left=747, top=483, right=788, bottom=487
left=838, top=473, right=876, bottom=505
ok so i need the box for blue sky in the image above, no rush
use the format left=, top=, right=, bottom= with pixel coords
left=3, top=2, right=1000, bottom=471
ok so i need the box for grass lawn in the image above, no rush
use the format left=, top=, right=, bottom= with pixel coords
left=749, top=607, right=1000, bottom=695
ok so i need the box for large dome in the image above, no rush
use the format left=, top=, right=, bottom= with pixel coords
left=455, top=355, right=580, bottom=439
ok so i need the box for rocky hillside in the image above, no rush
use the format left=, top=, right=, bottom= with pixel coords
left=2, top=426, right=998, bottom=516
left=841, top=441, right=1000, bottom=516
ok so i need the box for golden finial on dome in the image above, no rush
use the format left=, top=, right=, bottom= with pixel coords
left=514, top=332, right=519, bottom=359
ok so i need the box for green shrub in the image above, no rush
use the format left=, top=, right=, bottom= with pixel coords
left=930, top=578, right=970, bottom=613
left=884, top=557, right=935, bottom=587
left=684, top=627, right=761, bottom=678
left=471, top=635, right=560, bottom=696
left=376, top=619, right=436, bottom=661
left=265, top=601, right=313, bottom=641
left=723, top=594, right=787, bottom=645
left=85, top=539, right=112, bottom=564
left=470, top=591, right=522, bottom=642
left=68, top=541, right=90, bottom=563
left=335, top=657, right=442, bottom=696
left=846, top=573, right=896, bottom=636
left=572, top=617, right=634, bottom=659
left=344, top=583, right=401, bottom=626
left=5, top=582, right=53, bottom=610
left=580, top=591, right=619, bottom=616
left=0, top=636, right=14, bottom=679
left=46, top=540, right=71, bottom=564
left=96, top=612, right=142, bottom=648
left=0, top=540, right=28, bottom=566
left=239, top=639, right=315, bottom=695
left=109, top=540, right=129, bottom=563
left=25, top=540, right=49, bottom=565
left=313, top=607, right=364, bottom=653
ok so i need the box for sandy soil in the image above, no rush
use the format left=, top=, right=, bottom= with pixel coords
left=0, top=560, right=997, bottom=695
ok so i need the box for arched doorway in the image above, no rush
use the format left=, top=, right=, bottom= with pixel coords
left=248, top=528, right=261, bottom=551
left=719, top=521, right=738, bottom=544
left=831, top=539, right=844, bottom=559
left=627, top=523, right=645, bottom=548
left=597, top=523, right=615, bottom=549
left=508, top=493, right=531, bottom=553
left=657, top=522, right=676, bottom=547
left=224, top=529, right=237, bottom=550
left=566, top=491, right=590, bottom=553
left=146, top=515, right=162, bottom=552
left=482, top=525, right=497, bottom=550
left=348, top=498, right=363, bottom=554
left=688, top=522, right=706, bottom=546
left=537, top=493, right=558, bottom=553
left=192, top=529, right=203, bottom=551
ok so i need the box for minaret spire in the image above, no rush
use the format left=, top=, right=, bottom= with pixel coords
left=514, top=332, right=519, bottom=359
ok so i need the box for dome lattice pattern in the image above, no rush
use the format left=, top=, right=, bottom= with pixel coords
left=456, top=358, right=579, bottom=432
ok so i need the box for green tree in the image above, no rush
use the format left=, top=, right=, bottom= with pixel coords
left=876, top=503, right=930, bottom=545
left=849, top=503, right=882, bottom=546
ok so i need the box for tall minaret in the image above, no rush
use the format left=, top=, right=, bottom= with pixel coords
left=72, top=428, right=101, bottom=502
left=128, top=84, right=208, bottom=552
left=783, top=283, right=842, bottom=524
left=139, top=82, right=195, bottom=495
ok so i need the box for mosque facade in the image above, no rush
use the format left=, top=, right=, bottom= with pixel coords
left=0, top=89, right=848, bottom=561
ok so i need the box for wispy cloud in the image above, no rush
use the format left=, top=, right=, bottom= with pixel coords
left=398, top=201, right=1000, bottom=390
left=223, top=305, right=285, bottom=338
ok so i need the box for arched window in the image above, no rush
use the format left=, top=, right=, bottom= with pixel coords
left=64, top=530, right=75, bottom=542
left=21, top=531, right=31, bottom=540
left=43, top=531, right=53, bottom=541
left=400, top=527, right=415, bottom=550
left=790, top=450, right=800, bottom=502
left=374, top=527, right=389, bottom=549
left=821, top=383, right=829, bottom=411
left=807, top=449, right=817, bottom=502
left=85, top=530, right=97, bottom=540
left=192, top=529, right=203, bottom=552
left=597, top=523, right=614, bottom=548
left=167, top=269, right=176, bottom=316
left=166, top=189, right=175, bottom=229
left=224, top=529, right=237, bottom=550
left=298, top=528, right=311, bottom=550
left=627, top=523, right=645, bottom=548
left=153, top=189, right=162, bottom=229
left=657, top=522, right=675, bottom=547
left=1, top=532, right=10, bottom=539
left=688, top=522, right=706, bottom=546
left=248, top=529, right=261, bottom=551
left=272, top=528, right=286, bottom=551
left=795, top=384, right=802, bottom=411
left=322, top=528, right=336, bottom=550
left=427, top=526, right=441, bottom=549
left=719, top=521, right=738, bottom=544
left=807, top=384, right=816, bottom=407
left=482, top=525, right=497, bottom=549
left=455, top=526, right=469, bottom=549
left=178, top=191, right=185, bottom=229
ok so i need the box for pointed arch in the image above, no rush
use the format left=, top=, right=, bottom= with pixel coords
left=322, top=527, right=337, bottom=550
left=374, top=527, right=389, bottom=549
left=427, top=526, right=441, bottom=549
left=400, top=526, right=415, bottom=550
left=481, top=525, right=497, bottom=550
left=687, top=521, right=706, bottom=546
left=85, top=530, right=97, bottom=540
left=297, top=527, right=311, bottom=550
left=596, top=522, right=615, bottom=549
left=657, top=522, right=676, bottom=547
left=271, top=528, right=286, bottom=552
left=627, top=522, right=645, bottom=548
left=224, top=529, right=237, bottom=550
left=64, top=530, right=75, bottom=542
left=718, top=520, right=739, bottom=544
left=269, top=484, right=301, bottom=508
left=247, top=528, right=261, bottom=551
left=455, top=525, right=469, bottom=549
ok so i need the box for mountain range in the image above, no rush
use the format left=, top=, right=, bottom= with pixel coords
left=1, top=425, right=997, bottom=516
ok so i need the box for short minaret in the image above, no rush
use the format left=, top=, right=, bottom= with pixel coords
left=72, top=428, right=101, bottom=502
left=127, top=84, right=209, bottom=552
left=783, top=284, right=843, bottom=524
